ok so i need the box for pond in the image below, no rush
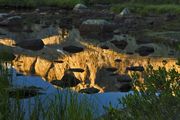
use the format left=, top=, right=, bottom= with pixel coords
left=0, top=9, right=180, bottom=118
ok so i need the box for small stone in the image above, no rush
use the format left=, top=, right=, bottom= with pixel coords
left=68, top=68, right=85, bottom=73
left=63, top=45, right=84, bottom=53
left=120, top=8, right=130, bottom=16
left=79, top=87, right=100, bottom=94
left=126, top=66, right=144, bottom=72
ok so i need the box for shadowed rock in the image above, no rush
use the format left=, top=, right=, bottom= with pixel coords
left=115, top=59, right=122, bottom=63
left=53, top=60, right=64, bottom=63
left=0, top=47, right=16, bottom=61
left=8, top=86, right=44, bottom=99
left=126, top=66, right=144, bottom=72
left=111, top=40, right=128, bottom=50
left=68, top=68, right=85, bottom=73
left=135, top=46, right=154, bottom=56
left=100, top=45, right=109, bottom=49
left=63, top=45, right=84, bottom=53
left=119, top=83, right=132, bottom=92
left=105, top=67, right=118, bottom=72
left=117, top=74, right=132, bottom=83
left=15, top=39, right=44, bottom=51
left=50, top=71, right=81, bottom=88
left=0, top=16, right=22, bottom=26
left=79, top=87, right=100, bottom=94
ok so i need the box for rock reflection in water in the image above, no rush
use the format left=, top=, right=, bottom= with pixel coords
left=0, top=29, right=179, bottom=93
left=12, top=44, right=180, bottom=93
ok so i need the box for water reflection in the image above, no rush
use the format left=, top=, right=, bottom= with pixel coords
left=0, top=28, right=180, bottom=93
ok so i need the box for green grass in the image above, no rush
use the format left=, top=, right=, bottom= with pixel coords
left=111, top=4, right=180, bottom=15
left=103, top=65, right=180, bottom=120
left=0, top=59, right=94, bottom=120
left=0, top=0, right=84, bottom=8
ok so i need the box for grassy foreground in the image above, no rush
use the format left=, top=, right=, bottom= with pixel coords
left=103, top=64, right=180, bottom=120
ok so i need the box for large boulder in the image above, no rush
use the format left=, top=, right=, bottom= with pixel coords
left=79, top=19, right=115, bottom=41
left=135, top=46, right=154, bottom=56
left=15, top=39, right=44, bottom=51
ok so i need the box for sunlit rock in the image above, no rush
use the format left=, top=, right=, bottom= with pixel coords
left=12, top=55, right=37, bottom=75
left=0, top=38, right=16, bottom=46
left=34, top=57, right=52, bottom=77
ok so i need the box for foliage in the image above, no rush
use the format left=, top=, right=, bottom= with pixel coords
left=0, top=61, right=94, bottom=120
left=104, top=65, right=180, bottom=120
left=0, top=0, right=84, bottom=8
left=111, top=4, right=180, bottom=15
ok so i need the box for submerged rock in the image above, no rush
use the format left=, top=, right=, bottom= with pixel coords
left=126, top=66, right=144, bottom=72
left=63, top=45, right=84, bottom=53
left=135, top=46, right=154, bottom=56
left=111, top=40, right=128, bottom=50
left=79, top=87, right=100, bottom=94
left=117, top=74, right=132, bottom=83
left=100, top=45, right=109, bottom=49
left=105, top=67, right=118, bottom=72
left=0, top=16, right=22, bottom=26
left=68, top=68, right=85, bottom=73
left=15, top=39, right=44, bottom=51
left=119, top=83, right=132, bottom=92
left=115, top=59, right=122, bottom=63
left=51, top=71, right=81, bottom=88
left=8, top=86, right=44, bottom=99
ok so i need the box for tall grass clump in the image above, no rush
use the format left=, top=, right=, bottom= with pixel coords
left=104, top=64, right=180, bottom=120
left=0, top=51, right=94, bottom=120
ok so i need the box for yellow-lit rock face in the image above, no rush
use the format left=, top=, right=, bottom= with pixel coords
left=12, top=43, right=180, bottom=92
left=0, top=38, right=16, bottom=46
left=1, top=29, right=179, bottom=92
